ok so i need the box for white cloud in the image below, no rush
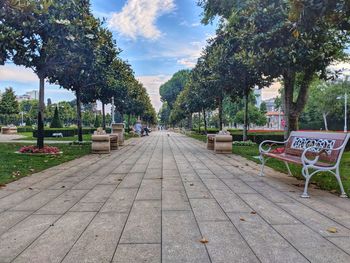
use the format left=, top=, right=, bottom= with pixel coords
left=0, top=64, right=38, bottom=83
left=137, top=74, right=171, bottom=111
left=177, top=58, right=197, bottom=68
left=109, top=0, right=175, bottom=40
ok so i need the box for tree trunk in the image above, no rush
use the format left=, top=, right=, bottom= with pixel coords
left=37, top=76, right=45, bottom=149
left=243, top=90, right=249, bottom=141
left=283, top=71, right=313, bottom=139
left=198, top=112, right=201, bottom=133
left=218, top=97, right=223, bottom=130
left=76, top=88, right=83, bottom=142
left=323, top=112, right=329, bottom=131
left=127, top=114, right=131, bottom=132
left=203, top=109, right=207, bottom=135
left=102, top=103, right=106, bottom=130
left=187, top=113, right=193, bottom=130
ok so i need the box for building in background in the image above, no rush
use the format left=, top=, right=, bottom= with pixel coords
left=16, top=90, right=39, bottom=102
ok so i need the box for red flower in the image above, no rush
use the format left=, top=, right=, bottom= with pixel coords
left=19, top=145, right=60, bottom=154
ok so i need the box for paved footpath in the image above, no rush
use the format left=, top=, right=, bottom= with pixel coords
left=1, top=132, right=350, bottom=263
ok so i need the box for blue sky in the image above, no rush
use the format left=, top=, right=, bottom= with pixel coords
left=0, top=0, right=217, bottom=111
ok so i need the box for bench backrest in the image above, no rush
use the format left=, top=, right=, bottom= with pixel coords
left=285, top=131, right=349, bottom=163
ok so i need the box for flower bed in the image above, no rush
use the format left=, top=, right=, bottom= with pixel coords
left=18, top=145, right=61, bottom=155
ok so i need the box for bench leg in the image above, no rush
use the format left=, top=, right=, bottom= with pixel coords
left=301, top=167, right=311, bottom=198
left=259, top=155, right=266, bottom=177
left=335, top=167, right=348, bottom=198
left=284, top=162, right=293, bottom=177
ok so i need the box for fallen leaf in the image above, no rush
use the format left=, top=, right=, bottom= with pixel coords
left=240, top=218, right=246, bottom=221
left=250, top=211, right=257, bottom=215
left=61, top=186, right=66, bottom=188
left=190, top=183, right=194, bottom=186
left=327, top=227, right=337, bottom=233
left=200, top=238, right=209, bottom=244
left=0, top=183, right=6, bottom=188
left=28, top=187, right=33, bottom=190
left=44, top=160, right=48, bottom=163
left=118, top=179, right=123, bottom=181
left=29, top=169, right=35, bottom=172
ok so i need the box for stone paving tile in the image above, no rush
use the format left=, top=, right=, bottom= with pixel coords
left=0, top=214, right=60, bottom=263
left=2, top=132, right=350, bottom=262
left=327, top=237, right=350, bottom=254
left=198, top=221, right=259, bottom=263
left=13, top=212, right=95, bottom=263
left=162, top=178, right=184, bottom=191
left=69, top=202, right=104, bottom=212
left=100, top=173, right=126, bottom=185
left=11, top=189, right=65, bottom=211
left=62, top=212, right=128, bottom=263
left=162, top=210, right=210, bottom=263
left=113, top=244, right=161, bottom=263
left=144, top=168, right=162, bottom=179
left=0, top=189, right=40, bottom=212
left=274, top=224, right=350, bottom=262
left=120, top=200, right=161, bottom=244
left=222, top=178, right=257, bottom=194
left=0, top=211, right=31, bottom=236
left=35, top=190, right=88, bottom=215
left=238, top=193, right=299, bottom=225
left=210, top=190, right=252, bottom=213
left=136, top=179, right=161, bottom=200
left=183, top=181, right=212, bottom=199
left=190, top=198, right=228, bottom=222
left=162, top=190, right=191, bottom=211
left=246, top=181, right=296, bottom=203
left=278, top=202, right=350, bottom=237
left=100, top=188, right=138, bottom=213
left=78, top=184, right=115, bottom=203
left=228, top=213, right=308, bottom=263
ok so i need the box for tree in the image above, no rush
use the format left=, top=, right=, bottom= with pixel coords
left=50, top=106, right=63, bottom=128
left=198, top=0, right=350, bottom=137
left=0, top=87, right=19, bottom=124
left=260, top=102, right=267, bottom=114
left=94, top=114, right=101, bottom=128
left=160, top=70, right=191, bottom=109
left=235, top=104, right=267, bottom=128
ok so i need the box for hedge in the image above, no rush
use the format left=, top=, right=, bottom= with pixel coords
left=33, top=127, right=112, bottom=138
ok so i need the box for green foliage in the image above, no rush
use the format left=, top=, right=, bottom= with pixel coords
left=94, top=115, right=101, bottom=128
left=260, top=102, right=267, bottom=114
left=50, top=106, right=63, bottom=128
left=234, top=104, right=267, bottom=127
left=0, top=87, right=19, bottom=116
left=160, top=70, right=191, bottom=109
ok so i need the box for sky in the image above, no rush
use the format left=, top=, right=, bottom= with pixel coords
left=0, top=0, right=218, bottom=111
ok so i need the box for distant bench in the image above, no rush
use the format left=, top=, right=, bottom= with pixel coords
left=52, top=133, right=63, bottom=138
left=259, top=131, right=350, bottom=198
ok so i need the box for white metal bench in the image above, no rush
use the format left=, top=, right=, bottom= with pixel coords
left=52, top=133, right=63, bottom=138
left=259, top=131, right=350, bottom=198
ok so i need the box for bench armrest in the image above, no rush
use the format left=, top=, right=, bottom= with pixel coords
left=259, top=140, right=288, bottom=154
left=301, top=143, right=347, bottom=166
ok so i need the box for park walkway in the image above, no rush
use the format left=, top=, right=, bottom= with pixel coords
left=0, top=132, right=350, bottom=262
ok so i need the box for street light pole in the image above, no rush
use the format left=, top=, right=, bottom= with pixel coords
left=111, top=97, right=115, bottom=125
left=345, top=92, right=348, bottom=133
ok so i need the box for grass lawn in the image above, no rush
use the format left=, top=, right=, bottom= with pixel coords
left=0, top=143, right=91, bottom=185
left=17, top=132, right=92, bottom=141
left=188, top=133, right=350, bottom=195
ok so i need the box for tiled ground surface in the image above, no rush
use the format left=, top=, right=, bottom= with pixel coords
left=0, top=132, right=350, bottom=263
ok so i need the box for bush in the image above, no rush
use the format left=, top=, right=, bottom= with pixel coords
left=17, top=126, right=34, bottom=132
left=233, top=140, right=257, bottom=146
left=50, top=107, right=63, bottom=128
left=33, top=127, right=112, bottom=138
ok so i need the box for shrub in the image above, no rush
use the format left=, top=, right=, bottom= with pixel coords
left=33, top=127, right=112, bottom=138
left=50, top=107, right=63, bottom=128
left=233, top=140, right=257, bottom=146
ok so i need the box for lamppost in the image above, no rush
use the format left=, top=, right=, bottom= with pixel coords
left=111, top=97, right=115, bottom=125
left=337, top=92, right=348, bottom=133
